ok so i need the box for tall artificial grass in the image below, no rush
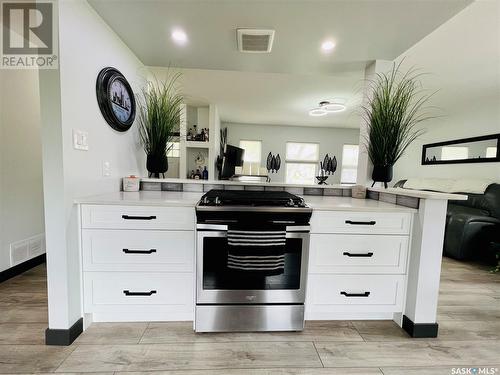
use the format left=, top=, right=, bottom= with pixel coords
left=137, top=72, right=183, bottom=162
left=361, top=61, right=437, bottom=168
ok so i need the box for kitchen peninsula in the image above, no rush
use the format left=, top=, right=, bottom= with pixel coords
left=75, top=178, right=465, bottom=338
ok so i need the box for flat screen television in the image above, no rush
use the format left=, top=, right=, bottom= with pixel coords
left=220, top=144, right=245, bottom=180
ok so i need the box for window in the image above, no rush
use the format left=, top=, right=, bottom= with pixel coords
left=239, top=140, right=262, bottom=163
left=340, top=144, right=359, bottom=184
left=167, top=142, right=180, bottom=158
left=285, top=142, right=319, bottom=184
left=441, top=146, right=468, bottom=161
left=286, top=142, right=319, bottom=161
left=486, top=147, right=497, bottom=158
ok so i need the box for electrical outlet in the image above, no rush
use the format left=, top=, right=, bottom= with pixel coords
left=73, top=129, right=89, bottom=151
left=102, top=161, right=111, bottom=177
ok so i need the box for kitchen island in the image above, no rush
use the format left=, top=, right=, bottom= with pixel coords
left=75, top=185, right=465, bottom=338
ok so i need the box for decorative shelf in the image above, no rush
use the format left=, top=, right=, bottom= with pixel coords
left=185, top=141, right=210, bottom=149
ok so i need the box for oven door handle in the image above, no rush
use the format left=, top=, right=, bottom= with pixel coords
left=197, top=224, right=228, bottom=231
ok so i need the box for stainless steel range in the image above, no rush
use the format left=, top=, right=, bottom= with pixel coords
left=195, top=189, right=312, bottom=332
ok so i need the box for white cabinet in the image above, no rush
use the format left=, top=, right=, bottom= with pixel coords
left=306, top=211, right=412, bottom=320
left=82, top=230, right=194, bottom=272
left=81, top=205, right=195, bottom=230
left=84, top=272, right=193, bottom=309
left=309, top=234, right=408, bottom=274
left=80, top=205, right=196, bottom=322
left=307, top=274, right=405, bottom=312
left=311, top=211, right=410, bottom=235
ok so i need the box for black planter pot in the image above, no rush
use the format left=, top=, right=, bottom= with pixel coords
left=371, top=165, right=393, bottom=188
left=147, top=154, right=168, bottom=178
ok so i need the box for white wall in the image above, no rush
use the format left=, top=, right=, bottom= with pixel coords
left=393, top=1, right=500, bottom=182
left=0, top=69, right=45, bottom=272
left=225, top=122, right=360, bottom=184
left=40, top=0, right=145, bottom=330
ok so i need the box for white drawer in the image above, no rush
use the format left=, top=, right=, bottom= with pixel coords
left=82, top=230, right=194, bottom=272
left=309, top=234, right=408, bottom=274
left=83, top=272, right=194, bottom=311
left=81, top=205, right=195, bottom=230
left=306, top=274, right=405, bottom=313
left=310, top=211, right=411, bottom=235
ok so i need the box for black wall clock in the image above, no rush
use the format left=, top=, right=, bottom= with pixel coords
left=96, top=67, right=136, bottom=132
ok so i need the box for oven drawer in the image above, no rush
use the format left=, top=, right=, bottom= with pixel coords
left=309, top=234, right=408, bottom=274
left=82, top=229, right=194, bottom=272
left=306, top=274, right=405, bottom=312
left=310, top=211, right=411, bottom=235
left=83, top=272, right=194, bottom=310
left=81, top=205, right=195, bottom=230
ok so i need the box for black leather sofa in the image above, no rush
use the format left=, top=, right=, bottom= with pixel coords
left=394, top=180, right=500, bottom=261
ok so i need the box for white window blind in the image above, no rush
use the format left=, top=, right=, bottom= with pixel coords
left=340, top=144, right=359, bottom=184
left=285, top=142, right=319, bottom=184
left=239, top=140, right=262, bottom=163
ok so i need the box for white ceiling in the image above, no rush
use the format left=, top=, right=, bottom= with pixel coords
left=89, top=0, right=472, bottom=127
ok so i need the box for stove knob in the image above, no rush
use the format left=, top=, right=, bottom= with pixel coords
left=202, top=196, right=209, bottom=205
left=287, top=198, right=295, bottom=207
left=214, top=196, right=221, bottom=205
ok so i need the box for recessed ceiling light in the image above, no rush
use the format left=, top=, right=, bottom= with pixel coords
left=321, top=40, right=335, bottom=53
left=171, top=28, right=188, bottom=45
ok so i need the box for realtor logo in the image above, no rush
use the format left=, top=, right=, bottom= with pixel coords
left=1, top=0, right=58, bottom=68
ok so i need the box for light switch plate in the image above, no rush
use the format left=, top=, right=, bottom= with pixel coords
left=73, top=129, right=89, bottom=151
left=102, top=161, right=111, bottom=177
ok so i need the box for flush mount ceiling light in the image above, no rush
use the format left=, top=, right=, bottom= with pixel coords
left=321, top=40, right=336, bottom=53
left=171, top=28, right=188, bottom=45
left=308, top=100, right=346, bottom=117
left=308, top=107, right=328, bottom=117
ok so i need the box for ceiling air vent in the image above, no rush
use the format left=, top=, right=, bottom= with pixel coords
left=237, top=28, right=275, bottom=53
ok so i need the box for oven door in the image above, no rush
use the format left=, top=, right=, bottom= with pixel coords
left=196, top=225, right=309, bottom=304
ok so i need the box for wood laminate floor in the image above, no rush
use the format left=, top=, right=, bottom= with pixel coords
left=0, top=258, right=498, bottom=375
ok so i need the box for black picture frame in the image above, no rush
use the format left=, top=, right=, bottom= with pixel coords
left=96, top=67, right=136, bottom=132
left=421, top=133, right=500, bottom=165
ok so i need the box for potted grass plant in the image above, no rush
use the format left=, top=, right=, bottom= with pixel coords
left=137, top=72, right=183, bottom=178
left=361, top=61, right=436, bottom=188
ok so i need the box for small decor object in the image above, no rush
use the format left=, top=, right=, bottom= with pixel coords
left=316, top=154, right=337, bottom=185
left=96, top=67, right=136, bottom=132
left=266, top=152, right=281, bottom=181
left=137, top=71, right=182, bottom=178
left=216, top=127, right=228, bottom=178
left=202, top=166, right=208, bottom=180
left=351, top=185, right=367, bottom=199
left=122, top=175, right=140, bottom=192
left=362, top=61, right=437, bottom=188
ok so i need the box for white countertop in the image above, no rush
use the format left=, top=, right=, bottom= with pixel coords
left=75, top=191, right=204, bottom=207
left=368, top=187, right=468, bottom=201
left=75, top=191, right=415, bottom=212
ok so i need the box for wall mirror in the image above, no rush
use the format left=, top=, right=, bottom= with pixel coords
left=422, top=133, right=500, bottom=165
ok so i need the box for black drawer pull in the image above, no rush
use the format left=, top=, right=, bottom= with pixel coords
left=340, top=291, right=371, bottom=297
left=123, top=290, right=157, bottom=296
left=343, top=252, right=374, bottom=257
left=345, top=220, right=376, bottom=225
left=122, top=215, right=157, bottom=220
left=122, top=248, right=157, bottom=254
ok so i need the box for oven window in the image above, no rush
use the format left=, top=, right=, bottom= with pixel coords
left=202, top=237, right=302, bottom=290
